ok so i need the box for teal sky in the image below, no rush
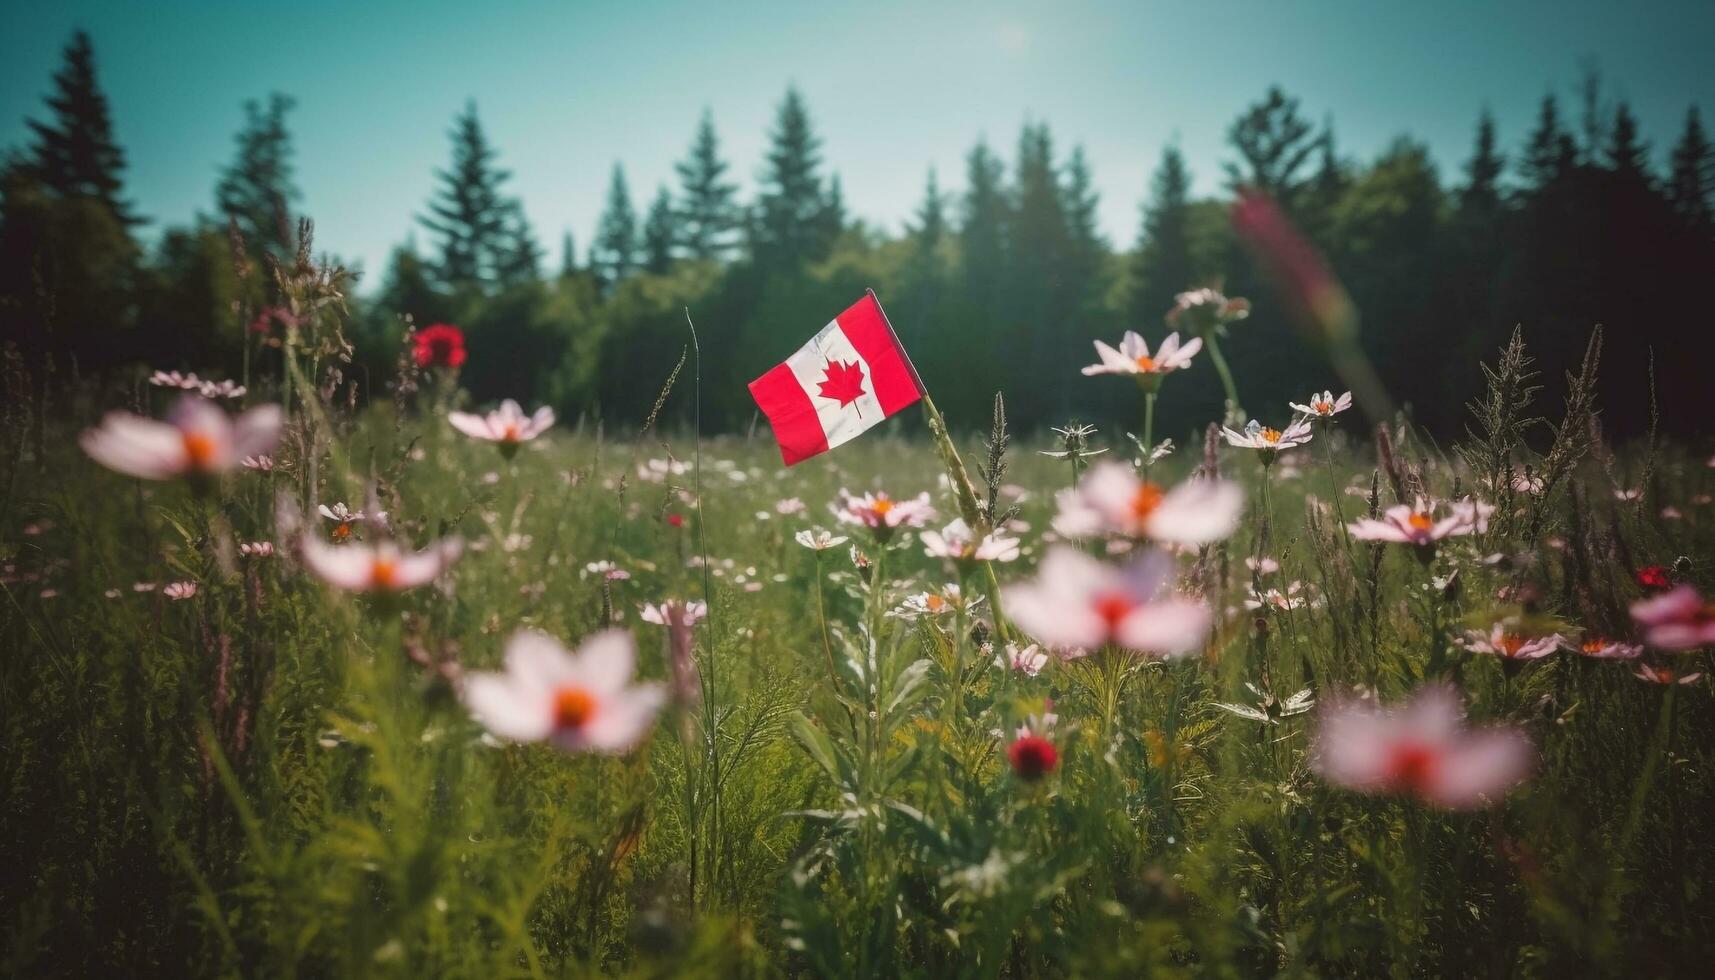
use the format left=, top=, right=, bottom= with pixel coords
left=4, top=0, right=1713, bottom=285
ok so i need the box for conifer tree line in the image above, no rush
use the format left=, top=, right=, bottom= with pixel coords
left=4, top=32, right=1713, bottom=438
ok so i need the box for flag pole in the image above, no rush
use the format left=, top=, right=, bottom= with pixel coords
left=866, top=288, right=1013, bottom=643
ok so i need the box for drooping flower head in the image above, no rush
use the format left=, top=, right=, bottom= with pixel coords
left=1458, top=622, right=1563, bottom=662
left=1165, top=287, right=1251, bottom=336
left=463, top=629, right=666, bottom=753
left=81, top=396, right=283, bottom=481
left=1052, top=462, right=1242, bottom=545
left=300, top=534, right=462, bottom=594
left=1630, top=585, right=1715, bottom=651
left=1082, top=330, right=1202, bottom=384
left=1221, top=419, right=1313, bottom=462
left=1005, top=546, right=1210, bottom=657
left=921, top=518, right=1020, bottom=563
left=1311, top=685, right=1534, bottom=809
left=1289, top=390, right=1353, bottom=421
left=413, top=323, right=467, bottom=369
left=448, top=400, right=554, bottom=456
left=1634, top=663, right=1705, bottom=686
left=834, top=490, right=935, bottom=538
left=1347, top=497, right=1493, bottom=554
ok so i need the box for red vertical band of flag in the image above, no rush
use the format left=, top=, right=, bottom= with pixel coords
left=748, top=292, right=925, bottom=466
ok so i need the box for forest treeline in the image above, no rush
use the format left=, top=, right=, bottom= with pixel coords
left=3, top=31, right=1713, bottom=439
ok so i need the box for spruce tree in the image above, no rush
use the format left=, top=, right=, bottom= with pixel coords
left=1460, top=109, right=1506, bottom=211
left=559, top=231, right=577, bottom=278
left=819, top=174, right=847, bottom=246
left=1520, top=95, right=1575, bottom=191
left=642, top=185, right=677, bottom=274
left=909, top=168, right=948, bottom=261
left=215, top=93, right=299, bottom=258
left=591, top=163, right=637, bottom=287
left=493, top=203, right=543, bottom=286
left=27, top=30, right=138, bottom=225
left=1668, top=107, right=1714, bottom=230
left=960, top=140, right=1009, bottom=307
left=419, top=102, right=513, bottom=290
left=753, top=87, right=830, bottom=269
left=1224, top=86, right=1318, bottom=207
left=1129, top=144, right=1194, bottom=324
left=1606, top=103, right=1651, bottom=184
left=674, top=110, right=738, bottom=260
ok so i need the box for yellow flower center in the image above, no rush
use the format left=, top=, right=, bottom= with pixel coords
left=553, top=686, right=597, bottom=729
left=1260, top=428, right=1283, bottom=444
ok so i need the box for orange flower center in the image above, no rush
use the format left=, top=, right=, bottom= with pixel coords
left=1407, top=512, right=1433, bottom=532
left=1499, top=634, right=1526, bottom=656
left=1130, top=482, right=1165, bottom=522
left=502, top=423, right=521, bottom=442
left=1384, top=742, right=1440, bottom=794
left=1260, top=428, right=1282, bottom=444
left=924, top=593, right=947, bottom=612
left=1582, top=638, right=1607, bottom=654
left=553, top=686, right=598, bottom=729
left=370, top=558, right=398, bottom=590
left=1313, top=400, right=1332, bottom=414
left=182, top=431, right=218, bottom=469
left=871, top=497, right=895, bottom=516
left=1134, top=355, right=1157, bottom=372
left=1093, top=592, right=1134, bottom=629
left=331, top=523, right=353, bottom=542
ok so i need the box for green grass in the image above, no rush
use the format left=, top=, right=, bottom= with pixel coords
left=2, top=381, right=1714, bottom=977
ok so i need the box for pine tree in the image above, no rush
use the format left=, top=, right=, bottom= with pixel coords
left=493, top=203, right=543, bottom=286
left=960, top=140, right=1009, bottom=306
left=1668, top=107, right=1714, bottom=230
left=419, top=102, right=514, bottom=290
left=909, top=168, right=948, bottom=259
left=1460, top=109, right=1506, bottom=211
left=753, top=87, right=831, bottom=269
left=215, top=93, right=299, bottom=258
left=1061, top=145, right=1106, bottom=317
left=559, top=231, right=577, bottom=278
left=1224, top=86, right=1318, bottom=208
left=1606, top=103, right=1651, bottom=184
left=642, top=185, right=677, bottom=274
left=674, top=110, right=738, bottom=260
left=591, top=163, right=637, bottom=287
left=1129, top=144, right=1194, bottom=324
left=819, top=174, right=847, bottom=245
left=26, top=31, right=138, bottom=225
left=1520, top=95, right=1575, bottom=191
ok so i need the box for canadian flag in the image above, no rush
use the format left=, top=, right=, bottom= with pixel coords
left=748, top=291, right=925, bottom=465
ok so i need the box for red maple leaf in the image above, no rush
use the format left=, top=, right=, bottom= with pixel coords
left=816, top=357, right=867, bottom=411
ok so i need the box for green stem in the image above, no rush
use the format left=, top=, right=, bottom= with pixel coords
left=1204, top=333, right=1243, bottom=424
left=1141, top=387, right=1157, bottom=474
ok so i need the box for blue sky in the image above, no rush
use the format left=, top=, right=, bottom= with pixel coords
left=4, top=1, right=1713, bottom=285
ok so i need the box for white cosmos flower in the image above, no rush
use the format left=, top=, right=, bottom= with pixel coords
left=834, top=490, right=935, bottom=532
left=640, top=599, right=708, bottom=627
left=795, top=528, right=850, bottom=551
left=463, top=629, right=666, bottom=753
left=1004, top=546, right=1210, bottom=657
left=1289, top=390, right=1352, bottom=419
left=1051, top=462, right=1242, bottom=545
left=300, top=534, right=462, bottom=593
left=920, top=518, right=1020, bottom=563
left=448, top=399, right=555, bottom=444
left=895, top=585, right=983, bottom=620
left=996, top=643, right=1049, bottom=677
left=1081, top=330, right=1202, bottom=378
left=1347, top=497, right=1493, bottom=547
left=1221, top=418, right=1314, bottom=455
left=81, top=396, right=283, bottom=480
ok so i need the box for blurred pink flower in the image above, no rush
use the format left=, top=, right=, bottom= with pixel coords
left=1164, top=287, right=1251, bottom=335
left=1458, top=622, right=1563, bottom=662
left=1312, top=685, right=1534, bottom=809
left=1564, top=635, right=1641, bottom=660
left=463, top=629, right=665, bottom=753
left=1634, top=663, right=1705, bottom=685
left=997, top=643, right=1049, bottom=677
left=239, top=541, right=274, bottom=558
left=1630, top=585, right=1715, bottom=651
left=1052, top=462, right=1242, bottom=545
left=448, top=400, right=554, bottom=446
left=163, top=581, right=198, bottom=600
left=1348, top=497, right=1492, bottom=547
left=640, top=599, right=708, bottom=628
left=1004, top=546, right=1209, bottom=657
left=834, top=489, right=935, bottom=534
left=921, top=518, right=1020, bottom=563
left=81, top=396, right=282, bottom=480
left=301, top=535, right=461, bottom=593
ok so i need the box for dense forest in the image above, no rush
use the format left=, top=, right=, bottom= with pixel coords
left=3, top=30, right=1712, bottom=439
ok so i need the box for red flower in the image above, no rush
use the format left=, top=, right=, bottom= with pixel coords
left=1008, top=735, right=1058, bottom=781
left=1636, top=565, right=1673, bottom=592
left=414, top=323, right=467, bottom=369
left=666, top=513, right=684, bottom=529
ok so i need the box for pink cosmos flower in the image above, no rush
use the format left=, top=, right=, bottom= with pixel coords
left=1629, top=585, right=1715, bottom=651
left=775, top=497, right=807, bottom=516
left=834, top=490, right=935, bottom=534
left=1563, top=635, right=1641, bottom=660
left=1458, top=623, right=1563, bottom=662
left=895, top=585, right=982, bottom=620
left=583, top=561, right=630, bottom=581
left=463, top=629, right=666, bottom=753
left=163, top=581, right=198, bottom=600
left=1347, top=497, right=1493, bottom=547
left=1246, top=556, right=1281, bottom=576
left=241, top=454, right=275, bottom=472
left=1081, top=331, right=1202, bottom=378
left=1311, top=685, right=1534, bottom=809
left=239, top=541, right=275, bottom=558
left=1289, top=390, right=1353, bottom=420
left=448, top=400, right=555, bottom=446
left=1165, top=287, right=1251, bottom=334
left=640, top=599, right=708, bottom=628
left=149, top=370, right=202, bottom=390
left=1634, top=663, right=1705, bottom=686
left=1221, top=419, right=1314, bottom=457
left=1051, top=462, right=1243, bottom=545
left=81, top=396, right=282, bottom=480
left=1245, top=581, right=1310, bottom=612
left=996, top=643, right=1049, bottom=677
left=921, top=518, right=1020, bottom=563
left=1004, top=546, right=1210, bottom=657
left=300, top=534, right=462, bottom=593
